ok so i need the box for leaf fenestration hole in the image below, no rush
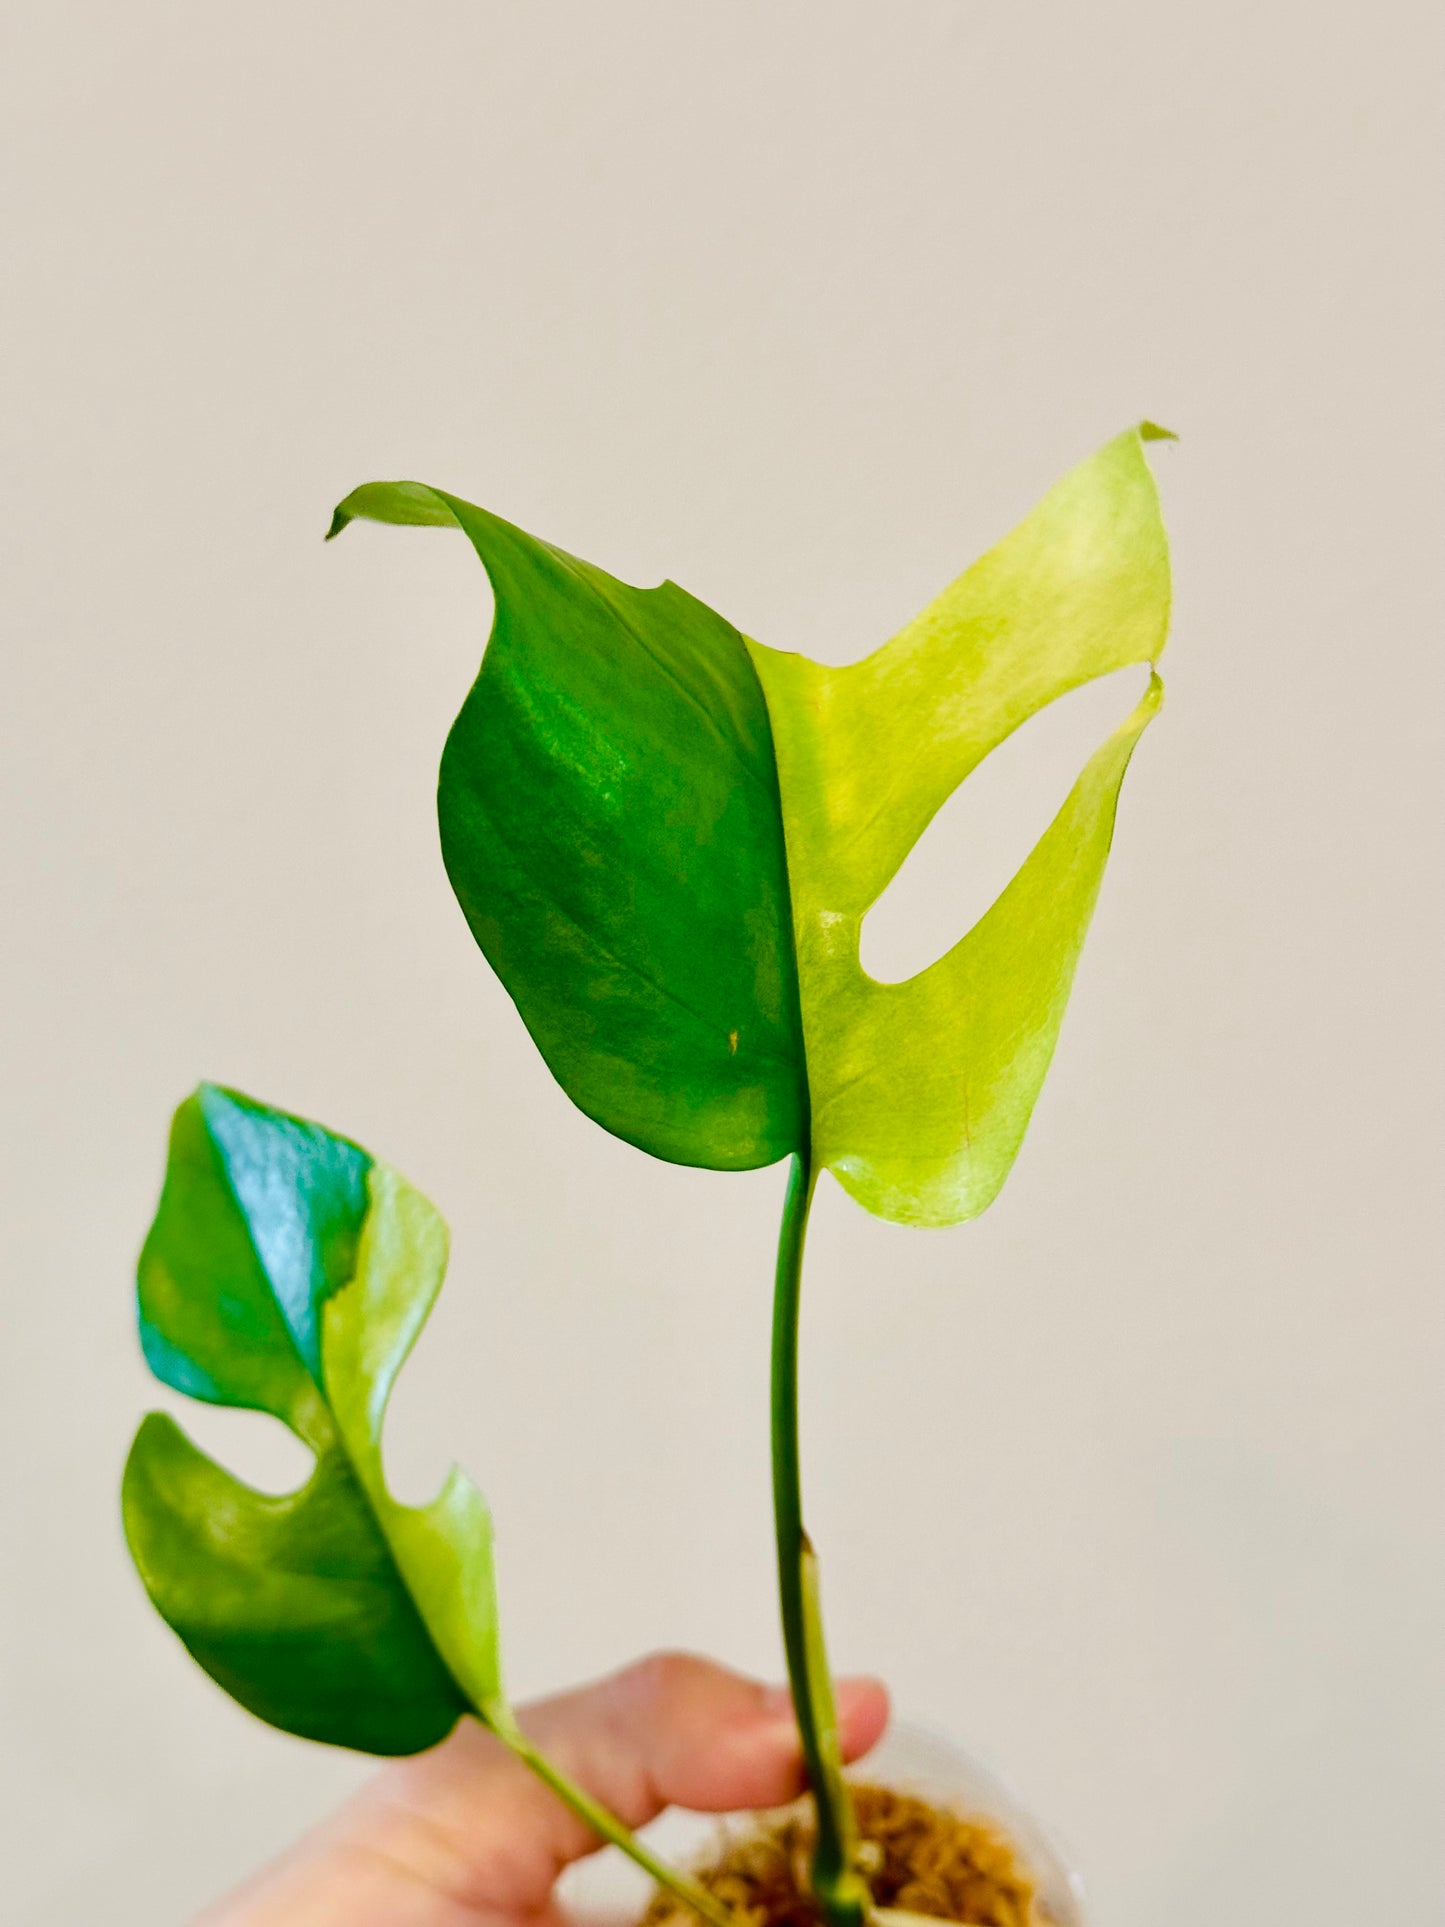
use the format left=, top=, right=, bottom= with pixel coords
left=153, top=1395, right=315, bottom=1496
left=859, top=665, right=1152, bottom=986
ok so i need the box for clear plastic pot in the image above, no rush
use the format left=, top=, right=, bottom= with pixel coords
left=557, top=1718, right=1087, bottom=1927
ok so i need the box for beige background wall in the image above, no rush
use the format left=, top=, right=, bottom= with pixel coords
left=2, top=4, right=1441, bottom=1921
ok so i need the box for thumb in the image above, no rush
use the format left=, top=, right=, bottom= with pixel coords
left=354, top=1653, right=889, bottom=1917
left=524, top=1650, right=890, bottom=1826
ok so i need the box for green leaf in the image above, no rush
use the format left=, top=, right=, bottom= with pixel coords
left=123, top=1084, right=504, bottom=1755
left=330, top=426, right=1171, bottom=1224
left=328, top=486, right=805, bottom=1172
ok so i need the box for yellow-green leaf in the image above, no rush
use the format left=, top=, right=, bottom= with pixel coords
left=748, top=428, right=1170, bottom=1222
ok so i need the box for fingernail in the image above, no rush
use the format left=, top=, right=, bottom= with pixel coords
left=760, top=1678, right=880, bottom=1723
left=834, top=1676, right=879, bottom=1715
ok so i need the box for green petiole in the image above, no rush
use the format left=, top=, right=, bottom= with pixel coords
left=770, top=1151, right=872, bottom=1927
left=484, top=1704, right=736, bottom=1927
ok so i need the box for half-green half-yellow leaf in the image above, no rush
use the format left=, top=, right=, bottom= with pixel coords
left=329, top=425, right=1172, bottom=1225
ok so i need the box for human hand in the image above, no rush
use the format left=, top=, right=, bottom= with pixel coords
left=197, top=1653, right=889, bottom=1927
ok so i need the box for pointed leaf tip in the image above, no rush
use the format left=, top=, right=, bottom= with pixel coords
left=326, top=480, right=467, bottom=537
left=1139, top=420, right=1178, bottom=443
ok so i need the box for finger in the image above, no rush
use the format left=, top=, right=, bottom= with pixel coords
left=525, top=1650, right=890, bottom=1824
left=353, top=1653, right=888, bottom=1917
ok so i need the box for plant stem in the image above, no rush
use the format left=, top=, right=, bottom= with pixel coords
left=771, top=1150, right=871, bottom=1927
left=482, top=1703, right=737, bottom=1927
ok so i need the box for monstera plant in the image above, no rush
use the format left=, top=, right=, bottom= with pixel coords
left=125, top=425, right=1173, bottom=1927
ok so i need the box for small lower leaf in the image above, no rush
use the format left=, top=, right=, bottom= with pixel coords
left=124, top=1413, right=463, bottom=1753
left=123, top=1085, right=503, bottom=1754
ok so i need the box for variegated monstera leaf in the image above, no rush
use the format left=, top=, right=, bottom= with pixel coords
left=330, top=426, right=1172, bottom=1226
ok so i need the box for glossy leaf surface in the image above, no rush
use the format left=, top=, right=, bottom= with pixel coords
left=329, top=486, right=805, bottom=1172
left=331, top=427, right=1172, bottom=1225
left=124, top=1085, right=503, bottom=1754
